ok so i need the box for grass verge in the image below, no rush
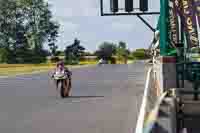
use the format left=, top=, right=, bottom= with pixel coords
left=0, top=62, right=95, bottom=77
left=0, top=59, right=135, bottom=77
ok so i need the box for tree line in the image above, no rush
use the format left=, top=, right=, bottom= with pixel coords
left=51, top=38, right=150, bottom=65
left=94, top=41, right=150, bottom=64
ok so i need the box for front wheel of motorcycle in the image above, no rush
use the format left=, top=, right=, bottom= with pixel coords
left=59, top=81, right=65, bottom=98
left=60, top=80, right=70, bottom=98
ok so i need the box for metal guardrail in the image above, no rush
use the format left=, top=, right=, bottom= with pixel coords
left=135, top=67, right=167, bottom=133
left=143, top=92, right=167, bottom=133
left=135, top=67, right=154, bottom=133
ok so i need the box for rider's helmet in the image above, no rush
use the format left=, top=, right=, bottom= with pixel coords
left=57, top=60, right=65, bottom=69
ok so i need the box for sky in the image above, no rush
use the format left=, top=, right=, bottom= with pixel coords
left=47, top=0, right=160, bottom=52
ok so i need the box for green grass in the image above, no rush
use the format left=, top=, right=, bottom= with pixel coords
left=79, top=60, right=98, bottom=65
left=127, top=60, right=135, bottom=64
left=0, top=62, right=94, bottom=77
left=0, top=59, right=135, bottom=77
left=0, top=64, right=54, bottom=76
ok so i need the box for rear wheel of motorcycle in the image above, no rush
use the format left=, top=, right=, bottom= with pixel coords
left=68, top=80, right=72, bottom=96
left=65, top=78, right=71, bottom=97
left=60, top=80, right=70, bottom=98
left=60, top=81, right=65, bottom=98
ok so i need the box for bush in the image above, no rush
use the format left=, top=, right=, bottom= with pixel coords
left=127, top=55, right=135, bottom=60
left=5, top=48, right=48, bottom=64
left=135, top=48, right=146, bottom=52
left=132, top=50, right=149, bottom=60
left=79, top=56, right=97, bottom=62
left=50, top=56, right=60, bottom=63
left=71, top=61, right=79, bottom=65
left=133, top=51, right=144, bottom=58
left=79, top=57, right=86, bottom=62
left=110, top=57, right=116, bottom=64
left=0, top=48, right=9, bottom=63
left=64, top=59, right=79, bottom=65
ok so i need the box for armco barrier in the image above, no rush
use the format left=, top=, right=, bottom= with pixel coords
left=135, top=67, right=167, bottom=133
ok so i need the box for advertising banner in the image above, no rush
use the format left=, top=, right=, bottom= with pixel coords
left=168, top=0, right=179, bottom=46
left=193, top=0, right=200, bottom=27
left=181, top=0, right=199, bottom=48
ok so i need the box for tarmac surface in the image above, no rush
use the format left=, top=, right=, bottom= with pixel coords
left=0, top=62, right=146, bottom=133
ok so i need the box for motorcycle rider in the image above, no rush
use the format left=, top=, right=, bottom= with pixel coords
left=52, top=60, right=72, bottom=97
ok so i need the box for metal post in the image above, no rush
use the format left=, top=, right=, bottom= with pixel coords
left=137, top=15, right=156, bottom=32
left=159, top=0, right=169, bottom=55
left=100, top=0, right=103, bottom=16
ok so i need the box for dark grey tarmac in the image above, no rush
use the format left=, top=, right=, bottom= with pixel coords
left=0, top=62, right=146, bottom=133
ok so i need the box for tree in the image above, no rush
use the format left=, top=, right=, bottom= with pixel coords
left=65, top=38, right=85, bottom=64
left=118, top=41, right=126, bottom=49
left=0, top=0, right=17, bottom=49
left=0, top=0, right=59, bottom=63
left=117, top=41, right=130, bottom=64
left=96, top=42, right=117, bottom=61
left=0, top=0, right=28, bottom=63
left=48, top=43, right=58, bottom=57
left=20, top=0, right=60, bottom=63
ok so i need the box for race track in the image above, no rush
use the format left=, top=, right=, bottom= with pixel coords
left=0, top=61, right=146, bottom=133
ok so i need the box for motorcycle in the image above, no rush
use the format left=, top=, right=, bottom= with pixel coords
left=98, top=59, right=108, bottom=66
left=52, top=73, right=71, bottom=98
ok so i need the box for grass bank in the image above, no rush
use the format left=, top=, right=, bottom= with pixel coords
left=0, top=59, right=135, bottom=77
left=0, top=61, right=96, bottom=77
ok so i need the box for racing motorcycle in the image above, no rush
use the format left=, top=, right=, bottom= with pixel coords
left=52, top=72, right=71, bottom=98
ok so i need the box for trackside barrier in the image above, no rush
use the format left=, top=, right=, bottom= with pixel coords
left=135, top=67, right=167, bottom=133
left=143, top=92, right=167, bottom=133
left=135, top=67, right=153, bottom=133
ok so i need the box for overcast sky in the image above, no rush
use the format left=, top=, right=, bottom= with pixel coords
left=47, top=0, right=160, bottom=52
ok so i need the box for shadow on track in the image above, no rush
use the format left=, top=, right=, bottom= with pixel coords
left=55, top=96, right=105, bottom=104
left=66, top=96, right=104, bottom=99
